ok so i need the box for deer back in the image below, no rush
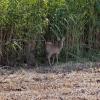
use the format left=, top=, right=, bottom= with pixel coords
left=45, top=41, right=61, bottom=55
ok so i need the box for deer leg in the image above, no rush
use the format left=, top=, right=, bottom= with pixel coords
left=56, top=54, right=59, bottom=64
left=47, top=55, right=51, bottom=66
left=52, top=55, right=55, bottom=65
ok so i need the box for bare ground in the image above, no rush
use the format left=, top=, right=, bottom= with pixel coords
left=0, top=63, right=100, bottom=100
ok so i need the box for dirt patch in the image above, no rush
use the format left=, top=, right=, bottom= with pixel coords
left=0, top=65, right=100, bottom=100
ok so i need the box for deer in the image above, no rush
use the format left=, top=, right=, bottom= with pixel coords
left=45, top=37, right=65, bottom=66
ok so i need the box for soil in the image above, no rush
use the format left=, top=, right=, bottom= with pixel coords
left=0, top=63, right=100, bottom=100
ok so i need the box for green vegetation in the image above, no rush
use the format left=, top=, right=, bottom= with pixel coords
left=0, top=0, right=100, bottom=66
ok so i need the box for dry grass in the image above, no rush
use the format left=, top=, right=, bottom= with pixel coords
left=0, top=65, right=100, bottom=100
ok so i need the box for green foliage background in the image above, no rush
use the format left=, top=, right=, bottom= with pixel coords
left=0, top=0, right=100, bottom=65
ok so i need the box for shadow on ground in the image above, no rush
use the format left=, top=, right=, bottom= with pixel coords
left=0, top=62, right=100, bottom=75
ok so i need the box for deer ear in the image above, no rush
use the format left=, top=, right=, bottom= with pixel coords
left=57, top=37, right=60, bottom=41
left=62, top=37, right=65, bottom=40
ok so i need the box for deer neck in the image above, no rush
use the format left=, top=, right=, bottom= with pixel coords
left=59, top=38, right=64, bottom=50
